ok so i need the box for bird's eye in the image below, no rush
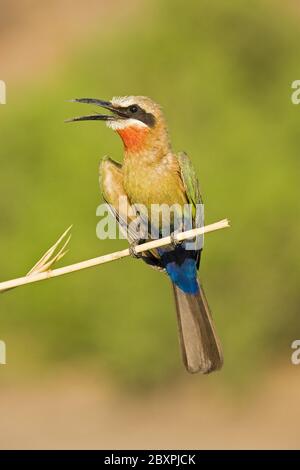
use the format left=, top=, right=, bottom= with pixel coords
left=129, top=105, right=138, bottom=113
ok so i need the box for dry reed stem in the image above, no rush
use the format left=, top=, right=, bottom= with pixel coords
left=0, top=219, right=230, bottom=293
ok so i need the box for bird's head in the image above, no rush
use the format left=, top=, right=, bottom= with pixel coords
left=67, top=96, right=171, bottom=154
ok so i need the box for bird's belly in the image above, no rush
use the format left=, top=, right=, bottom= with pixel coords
left=124, top=165, right=187, bottom=237
left=125, top=169, right=185, bottom=208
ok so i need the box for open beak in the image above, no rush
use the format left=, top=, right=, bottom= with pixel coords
left=65, top=98, right=127, bottom=123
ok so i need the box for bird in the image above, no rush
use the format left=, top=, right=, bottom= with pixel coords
left=67, top=96, right=223, bottom=374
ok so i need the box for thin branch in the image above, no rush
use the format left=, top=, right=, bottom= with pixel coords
left=0, top=219, right=230, bottom=293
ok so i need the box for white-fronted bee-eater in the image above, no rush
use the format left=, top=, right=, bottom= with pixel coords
left=67, top=96, right=223, bottom=374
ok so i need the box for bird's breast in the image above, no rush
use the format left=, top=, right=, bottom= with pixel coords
left=123, top=154, right=186, bottom=211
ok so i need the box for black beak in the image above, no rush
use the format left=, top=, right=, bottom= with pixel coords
left=65, top=98, right=127, bottom=123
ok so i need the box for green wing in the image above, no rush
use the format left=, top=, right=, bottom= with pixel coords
left=176, top=151, right=203, bottom=268
left=176, top=151, right=202, bottom=215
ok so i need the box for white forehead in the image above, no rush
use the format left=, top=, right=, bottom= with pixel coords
left=111, top=96, right=136, bottom=107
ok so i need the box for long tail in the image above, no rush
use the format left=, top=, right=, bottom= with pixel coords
left=172, top=280, right=223, bottom=374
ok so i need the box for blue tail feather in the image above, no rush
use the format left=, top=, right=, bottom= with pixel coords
left=157, top=245, right=200, bottom=295
left=165, top=258, right=199, bottom=295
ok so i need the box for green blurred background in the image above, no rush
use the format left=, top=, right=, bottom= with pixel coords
left=0, top=0, right=299, bottom=449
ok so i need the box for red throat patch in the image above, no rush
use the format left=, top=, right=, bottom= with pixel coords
left=117, top=125, right=150, bottom=152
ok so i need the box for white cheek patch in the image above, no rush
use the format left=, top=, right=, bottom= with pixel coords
left=106, top=119, right=148, bottom=131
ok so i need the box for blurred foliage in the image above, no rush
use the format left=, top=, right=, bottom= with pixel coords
left=0, top=0, right=300, bottom=388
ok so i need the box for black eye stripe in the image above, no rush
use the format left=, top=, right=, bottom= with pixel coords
left=119, top=104, right=156, bottom=128
left=128, top=105, right=138, bottom=113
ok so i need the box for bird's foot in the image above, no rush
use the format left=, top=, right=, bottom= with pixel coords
left=170, top=231, right=183, bottom=248
left=129, top=240, right=143, bottom=259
